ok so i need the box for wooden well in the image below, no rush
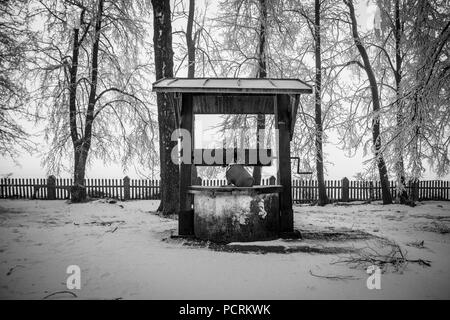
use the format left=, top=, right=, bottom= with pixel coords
left=152, top=78, right=313, bottom=241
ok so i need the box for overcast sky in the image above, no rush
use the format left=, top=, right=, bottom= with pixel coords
left=1, top=1, right=448, bottom=181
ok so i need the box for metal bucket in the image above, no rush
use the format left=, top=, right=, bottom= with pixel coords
left=226, top=164, right=254, bottom=187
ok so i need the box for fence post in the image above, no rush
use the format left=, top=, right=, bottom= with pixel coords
left=269, top=175, right=276, bottom=185
left=47, top=175, right=56, bottom=200
left=193, top=177, right=202, bottom=186
left=123, top=176, right=130, bottom=200
left=342, top=177, right=349, bottom=202
left=369, top=181, right=374, bottom=201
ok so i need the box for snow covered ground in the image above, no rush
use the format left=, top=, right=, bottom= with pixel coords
left=0, top=199, right=449, bottom=299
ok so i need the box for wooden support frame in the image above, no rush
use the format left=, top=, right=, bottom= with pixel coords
left=275, top=94, right=294, bottom=233
left=192, top=148, right=272, bottom=166
left=193, top=94, right=274, bottom=114
left=178, top=92, right=296, bottom=237
left=178, top=93, right=194, bottom=235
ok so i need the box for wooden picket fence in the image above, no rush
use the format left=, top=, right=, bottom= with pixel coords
left=0, top=176, right=449, bottom=203
left=0, top=177, right=160, bottom=201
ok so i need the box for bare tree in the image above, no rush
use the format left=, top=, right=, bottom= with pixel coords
left=253, top=0, right=268, bottom=185
left=344, top=0, right=392, bottom=204
left=186, top=0, right=196, bottom=78
left=28, top=0, right=155, bottom=202
left=371, top=0, right=450, bottom=190
left=0, top=0, right=36, bottom=159
left=405, top=1, right=450, bottom=179
left=313, top=0, right=328, bottom=205
left=151, top=0, right=180, bottom=215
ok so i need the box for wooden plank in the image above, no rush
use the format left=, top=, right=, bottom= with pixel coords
left=41, top=178, right=44, bottom=199
left=59, top=179, right=62, bottom=200
left=430, top=180, right=434, bottom=200
left=157, top=179, right=160, bottom=199
left=130, top=179, right=133, bottom=199
left=447, top=181, right=449, bottom=200
left=193, top=148, right=272, bottom=166
left=276, top=94, right=293, bottom=232
left=313, top=179, right=317, bottom=202
left=23, top=178, right=27, bottom=199
left=4, top=178, right=7, bottom=198
left=111, top=179, right=115, bottom=198
left=135, top=179, right=139, bottom=199
left=143, top=179, right=147, bottom=199
left=435, top=180, right=438, bottom=200
left=332, top=180, right=336, bottom=201
left=12, top=178, right=16, bottom=198
left=37, top=178, right=41, bottom=199
left=327, top=180, right=330, bottom=201
left=437, top=180, right=441, bottom=200
left=17, top=178, right=21, bottom=198
left=23, top=178, right=28, bottom=199
left=55, top=178, right=59, bottom=199
left=33, top=178, right=36, bottom=199
left=193, top=94, right=275, bottom=114
left=136, top=179, right=139, bottom=199
left=179, top=93, right=194, bottom=235
left=152, top=179, right=155, bottom=199
left=431, top=180, right=434, bottom=199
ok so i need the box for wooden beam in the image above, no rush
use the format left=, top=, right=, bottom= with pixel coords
left=192, top=148, right=272, bottom=166
left=276, top=94, right=294, bottom=232
left=193, top=95, right=274, bottom=114
left=290, top=94, right=299, bottom=140
left=179, top=93, right=194, bottom=235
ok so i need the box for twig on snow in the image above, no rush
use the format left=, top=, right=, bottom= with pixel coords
left=6, top=264, right=25, bottom=276
left=43, top=290, right=78, bottom=300
left=309, top=270, right=361, bottom=281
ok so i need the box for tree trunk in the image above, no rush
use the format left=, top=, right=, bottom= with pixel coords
left=346, top=0, right=392, bottom=204
left=70, top=0, right=104, bottom=202
left=393, top=0, right=408, bottom=204
left=186, top=0, right=199, bottom=185
left=152, top=0, right=180, bottom=215
left=72, top=146, right=88, bottom=201
left=314, top=0, right=328, bottom=206
left=69, top=25, right=83, bottom=202
left=252, top=0, right=267, bottom=185
left=186, top=0, right=196, bottom=78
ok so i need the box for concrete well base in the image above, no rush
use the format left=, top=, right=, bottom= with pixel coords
left=188, top=186, right=282, bottom=243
